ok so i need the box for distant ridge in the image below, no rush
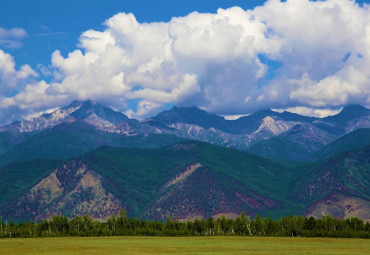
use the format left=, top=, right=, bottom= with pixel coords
left=0, top=100, right=369, bottom=161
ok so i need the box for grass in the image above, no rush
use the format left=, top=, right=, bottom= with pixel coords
left=1, top=236, right=369, bottom=255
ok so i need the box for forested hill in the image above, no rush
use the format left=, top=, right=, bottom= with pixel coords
left=1, top=141, right=369, bottom=222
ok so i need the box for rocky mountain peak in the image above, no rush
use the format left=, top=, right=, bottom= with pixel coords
left=0, top=99, right=130, bottom=133
left=321, top=104, right=370, bottom=129
left=153, top=106, right=228, bottom=131
left=339, top=104, right=370, bottom=117
left=254, top=108, right=275, bottom=117
left=70, top=100, right=129, bottom=125
left=62, top=100, right=84, bottom=110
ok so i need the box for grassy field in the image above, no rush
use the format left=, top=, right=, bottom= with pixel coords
left=0, top=236, right=369, bottom=255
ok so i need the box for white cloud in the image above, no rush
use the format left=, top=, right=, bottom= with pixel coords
left=273, top=106, right=342, bottom=118
left=1, top=0, right=370, bottom=122
left=1, top=81, right=65, bottom=110
left=0, top=80, right=67, bottom=124
left=0, top=49, right=38, bottom=93
left=8, top=6, right=276, bottom=117
left=250, top=0, right=370, bottom=110
left=136, top=100, right=161, bottom=117
left=0, top=27, right=27, bottom=48
left=290, top=65, right=369, bottom=107
left=223, top=114, right=249, bottom=120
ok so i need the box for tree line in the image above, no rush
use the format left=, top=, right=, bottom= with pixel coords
left=0, top=211, right=369, bottom=238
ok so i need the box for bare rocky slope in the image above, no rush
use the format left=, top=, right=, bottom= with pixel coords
left=6, top=161, right=123, bottom=221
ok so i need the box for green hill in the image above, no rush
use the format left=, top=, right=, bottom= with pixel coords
left=0, top=158, right=63, bottom=207
left=247, top=124, right=336, bottom=161
left=1, top=141, right=369, bottom=222
left=308, top=128, right=370, bottom=161
left=81, top=142, right=302, bottom=219
left=0, top=141, right=301, bottom=221
left=0, top=131, right=27, bottom=155
left=293, top=144, right=370, bottom=220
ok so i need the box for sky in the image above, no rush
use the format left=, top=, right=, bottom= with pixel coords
left=0, top=0, right=370, bottom=123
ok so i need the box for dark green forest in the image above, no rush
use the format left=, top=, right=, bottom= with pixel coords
left=1, top=211, right=369, bottom=239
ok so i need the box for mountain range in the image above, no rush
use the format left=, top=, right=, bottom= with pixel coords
left=0, top=100, right=369, bottom=222
left=1, top=100, right=369, bottom=161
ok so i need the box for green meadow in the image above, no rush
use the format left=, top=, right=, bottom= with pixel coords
left=1, top=236, right=369, bottom=255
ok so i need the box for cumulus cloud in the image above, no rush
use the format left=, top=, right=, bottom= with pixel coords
left=1, top=0, right=370, bottom=122
left=273, top=106, right=342, bottom=118
left=0, top=50, right=39, bottom=122
left=252, top=0, right=370, bottom=110
left=0, top=50, right=38, bottom=93
left=0, top=27, right=27, bottom=48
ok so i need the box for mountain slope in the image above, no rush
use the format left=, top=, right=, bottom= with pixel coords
left=0, top=120, right=186, bottom=166
left=309, top=128, right=370, bottom=161
left=229, top=109, right=316, bottom=134
left=292, top=144, right=370, bottom=220
left=0, top=101, right=83, bottom=132
left=69, top=99, right=129, bottom=127
left=85, top=142, right=302, bottom=220
left=313, top=105, right=370, bottom=135
left=1, top=141, right=369, bottom=222
left=247, top=124, right=336, bottom=161
left=0, top=158, right=63, bottom=207
left=0, top=100, right=130, bottom=133
left=0, top=131, right=27, bottom=155
left=151, top=106, right=230, bottom=132
left=148, top=105, right=369, bottom=153
left=149, top=106, right=320, bottom=149
left=1, top=141, right=301, bottom=221
left=5, top=160, right=123, bottom=221
left=322, top=105, right=370, bottom=128
left=152, top=106, right=316, bottom=135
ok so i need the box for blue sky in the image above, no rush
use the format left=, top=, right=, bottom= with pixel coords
left=0, top=0, right=369, bottom=123
left=1, top=0, right=265, bottom=70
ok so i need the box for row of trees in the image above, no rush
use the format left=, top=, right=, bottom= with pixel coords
left=1, top=211, right=369, bottom=238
